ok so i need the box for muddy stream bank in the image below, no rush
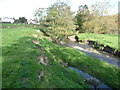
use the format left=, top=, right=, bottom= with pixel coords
left=61, top=40, right=120, bottom=68
left=60, top=40, right=119, bottom=89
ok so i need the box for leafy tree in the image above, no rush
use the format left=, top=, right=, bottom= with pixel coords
left=75, top=4, right=90, bottom=33
left=90, top=1, right=110, bottom=16
left=75, top=13, right=84, bottom=31
left=43, top=1, right=76, bottom=39
left=14, top=17, right=27, bottom=24
left=82, top=1, right=111, bottom=34
left=19, top=17, right=27, bottom=23
left=14, top=19, right=20, bottom=23
left=34, top=8, right=47, bottom=25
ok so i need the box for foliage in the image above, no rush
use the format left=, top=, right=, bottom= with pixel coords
left=90, top=0, right=110, bottom=16
left=75, top=4, right=91, bottom=33
left=34, top=8, right=47, bottom=24
left=83, top=16, right=108, bottom=33
left=75, top=13, right=84, bottom=31
left=14, top=17, right=27, bottom=24
left=82, top=14, right=118, bottom=34
left=75, top=1, right=118, bottom=34
left=35, top=1, right=76, bottom=39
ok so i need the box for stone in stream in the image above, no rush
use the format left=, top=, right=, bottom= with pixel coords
left=75, top=35, right=79, bottom=42
left=103, top=45, right=114, bottom=53
left=114, top=50, right=120, bottom=57
left=87, top=40, right=96, bottom=46
left=79, top=40, right=82, bottom=42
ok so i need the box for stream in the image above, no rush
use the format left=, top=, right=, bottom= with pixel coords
left=68, top=67, right=111, bottom=89
left=59, top=40, right=119, bottom=89
left=61, top=40, right=120, bottom=68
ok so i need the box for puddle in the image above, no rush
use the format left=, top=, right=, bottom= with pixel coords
left=68, top=67, right=112, bottom=89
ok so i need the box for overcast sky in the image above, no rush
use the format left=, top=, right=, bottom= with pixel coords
left=0, top=0, right=119, bottom=19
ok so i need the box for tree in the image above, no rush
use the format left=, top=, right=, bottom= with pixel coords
left=14, top=17, right=27, bottom=24
left=84, top=0, right=111, bottom=34
left=34, top=8, right=47, bottom=24
left=19, top=17, right=27, bottom=23
left=43, top=1, right=76, bottom=40
left=75, top=13, right=84, bottom=31
left=75, top=4, right=90, bottom=33
left=90, top=0, right=110, bottom=16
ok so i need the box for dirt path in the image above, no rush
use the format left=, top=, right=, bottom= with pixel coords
left=63, top=41, right=120, bottom=68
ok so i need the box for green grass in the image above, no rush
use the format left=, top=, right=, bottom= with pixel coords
left=0, top=55, right=1, bottom=89
left=2, top=28, right=87, bottom=88
left=2, top=23, right=29, bottom=26
left=77, top=33, right=119, bottom=50
left=2, top=27, right=120, bottom=88
left=1, top=23, right=39, bottom=28
left=37, top=34, right=119, bottom=88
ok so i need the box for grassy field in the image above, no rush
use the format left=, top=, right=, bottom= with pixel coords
left=2, top=27, right=119, bottom=88
left=2, top=23, right=29, bottom=26
left=2, top=28, right=88, bottom=88
left=77, top=33, right=120, bottom=50
left=1, top=23, right=39, bottom=28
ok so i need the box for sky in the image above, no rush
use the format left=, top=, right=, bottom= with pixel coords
left=0, top=0, right=119, bottom=19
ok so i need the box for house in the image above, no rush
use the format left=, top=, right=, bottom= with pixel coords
left=27, top=19, right=39, bottom=24
left=1, top=17, right=15, bottom=23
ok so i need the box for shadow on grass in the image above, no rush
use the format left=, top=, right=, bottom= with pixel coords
left=2, top=36, right=88, bottom=88
left=2, top=36, right=42, bottom=88
left=38, top=38, right=119, bottom=89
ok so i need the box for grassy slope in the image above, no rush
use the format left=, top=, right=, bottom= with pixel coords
left=77, top=33, right=120, bottom=50
left=37, top=32, right=119, bottom=88
left=2, top=28, right=87, bottom=88
left=2, top=27, right=120, bottom=88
